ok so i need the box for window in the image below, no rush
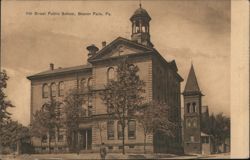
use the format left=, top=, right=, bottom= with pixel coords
left=80, top=78, right=86, bottom=92
left=58, top=131, right=64, bottom=142
left=42, top=84, right=49, bottom=98
left=88, top=96, right=92, bottom=116
left=108, top=146, right=113, bottom=150
left=186, top=119, right=191, bottom=128
left=58, top=135, right=64, bottom=142
left=128, top=120, right=136, bottom=139
left=190, top=136, right=194, bottom=142
left=81, top=100, right=87, bottom=116
left=88, top=78, right=93, bottom=89
left=192, top=102, right=196, bottom=113
left=58, top=81, right=64, bottom=96
left=142, top=26, right=146, bottom=32
left=50, top=131, right=56, bottom=142
left=51, top=83, right=57, bottom=97
left=202, top=136, right=209, bottom=144
left=117, top=121, right=123, bottom=139
left=107, top=104, right=114, bottom=113
left=56, top=104, right=62, bottom=120
left=107, top=67, right=115, bottom=82
left=187, top=103, right=191, bottom=113
left=129, top=145, right=135, bottom=149
left=107, top=120, right=114, bottom=140
left=192, top=118, right=197, bottom=128
left=41, top=135, right=47, bottom=143
left=88, top=106, right=92, bottom=116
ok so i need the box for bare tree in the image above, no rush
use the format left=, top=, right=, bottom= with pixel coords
left=100, top=58, right=145, bottom=154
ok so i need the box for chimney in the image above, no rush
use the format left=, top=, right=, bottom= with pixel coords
left=102, top=41, right=106, bottom=48
left=86, top=44, right=99, bottom=58
left=50, top=63, right=54, bottom=70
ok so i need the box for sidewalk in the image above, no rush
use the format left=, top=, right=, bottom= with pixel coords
left=0, top=152, right=230, bottom=160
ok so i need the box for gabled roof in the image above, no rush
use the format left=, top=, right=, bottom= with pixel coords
left=27, top=64, right=92, bottom=80
left=183, top=64, right=202, bottom=95
left=88, top=37, right=154, bottom=62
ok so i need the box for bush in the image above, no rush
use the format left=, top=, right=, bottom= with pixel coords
left=1, top=147, right=13, bottom=155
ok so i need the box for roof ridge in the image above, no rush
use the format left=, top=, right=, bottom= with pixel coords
left=27, top=64, right=92, bottom=80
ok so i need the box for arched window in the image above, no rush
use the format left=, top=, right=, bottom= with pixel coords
left=187, top=103, right=191, bottom=113
left=88, top=77, right=93, bottom=89
left=51, top=83, right=57, bottom=97
left=80, top=78, right=86, bottom=92
left=81, top=99, right=87, bottom=116
left=58, top=81, right=64, bottom=96
left=142, top=26, right=146, bottom=32
left=107, top=67, right=115, bottom=82
left=192, top=118, right=197, bottom=128
left=186, top=119, right=191, bottom=128
left=42, top=84, right=49, bottom=98
left=192, top=102, right=196, bottom=113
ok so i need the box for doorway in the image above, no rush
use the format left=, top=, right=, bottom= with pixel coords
left=78, top=129, right=92, bottom=150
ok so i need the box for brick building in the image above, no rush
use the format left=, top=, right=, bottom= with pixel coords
left=182, top=64, right=214, bottom=155
left=27, top=5, right=183, bottom=153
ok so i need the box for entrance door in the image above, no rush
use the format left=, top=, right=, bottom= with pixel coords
left=79, top=129, right=92, bottom=150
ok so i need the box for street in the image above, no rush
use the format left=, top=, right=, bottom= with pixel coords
left=0, top=153, right=230, bottom=160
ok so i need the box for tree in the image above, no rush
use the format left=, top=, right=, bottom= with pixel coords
left=0, top=70, right=15, bottom=125
left=0, top=70, right=15, bottom=153
left=201, top=112, right=230, bottom=153
left=31, top=96, right=62, bottom=153
left=30, top=109, right=49, bottom=150
left=136, top=101, right=176, bottom=153
left=100, top=58, right=145, bottom=154
left=63, top=89, right=84, bottom=152
left=210, top=113, right=230, bottom=153
left=0, top=120, right=29, bottom=154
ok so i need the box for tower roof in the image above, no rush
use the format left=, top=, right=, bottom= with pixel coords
left=130, top=5, right=151, bottom=21
left=183, top=64, right=202, bottom=95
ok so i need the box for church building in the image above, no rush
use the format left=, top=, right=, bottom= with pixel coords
left=27, top=5, right=183, bottom=154
left=182, top=64, right=214, bottom=155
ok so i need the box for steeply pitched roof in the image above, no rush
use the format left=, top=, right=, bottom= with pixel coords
left=27, top=64, right=92, bottom=80
left=184, top=64, right=202, bottom=94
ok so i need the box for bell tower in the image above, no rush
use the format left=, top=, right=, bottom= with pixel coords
left=130, top=4, right=153, bottom=47
left=183, top=64, right=204, bottom=154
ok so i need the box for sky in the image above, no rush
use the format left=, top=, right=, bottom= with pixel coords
left=1, top=0, right=230, bottom=126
